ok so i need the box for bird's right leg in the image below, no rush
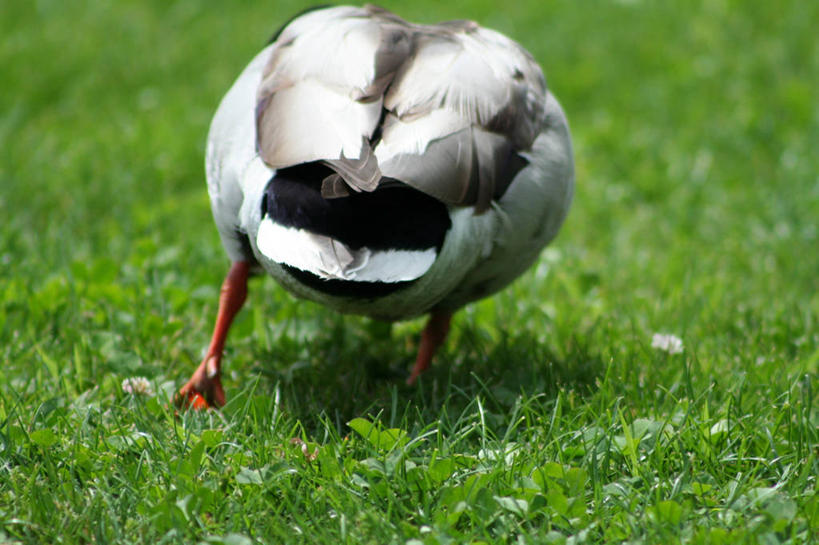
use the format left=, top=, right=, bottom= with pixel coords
left=178, top=260, right=249, bottom=409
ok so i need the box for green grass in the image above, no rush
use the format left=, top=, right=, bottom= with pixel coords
left=1, top=0, right=817, bottom=543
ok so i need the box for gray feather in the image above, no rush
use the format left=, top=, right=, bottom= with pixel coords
left=255, top=5, right=548, bottom=208
left=322, top=139, right=382, bottom=196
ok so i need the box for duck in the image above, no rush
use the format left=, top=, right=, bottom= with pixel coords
left=179, top=4, right=574, bottom=409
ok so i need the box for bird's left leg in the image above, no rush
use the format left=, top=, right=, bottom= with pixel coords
left=178, top=260, right=249, bottom=409
left=407, top=310, right=453, bottom=385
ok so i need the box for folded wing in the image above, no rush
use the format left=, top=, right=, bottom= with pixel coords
left=256, top=5, right=547, bottom=212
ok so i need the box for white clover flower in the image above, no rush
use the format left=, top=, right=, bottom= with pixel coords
left=121, top=376, right=154, bottom=396
left=651, top=333, right=684, bottom=354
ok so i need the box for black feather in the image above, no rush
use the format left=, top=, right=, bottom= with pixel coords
left=282, top=264, right=414, bottom=298
left=262, top=163, right=451, bottom=252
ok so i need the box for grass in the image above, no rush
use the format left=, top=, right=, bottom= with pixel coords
left=1, top=0, right=817, bottom=543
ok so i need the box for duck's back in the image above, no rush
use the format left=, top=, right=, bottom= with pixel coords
left=205, top=5, right=573, bottom=320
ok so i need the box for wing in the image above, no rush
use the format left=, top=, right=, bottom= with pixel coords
left=256, top=6, right=409, bottom=189
left=255, top=6, right=547, bottom=212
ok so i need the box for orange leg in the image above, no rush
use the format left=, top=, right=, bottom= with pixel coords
left=407, top=311, right=452, bottom=385
left=178, top=261, right=249, bottom=409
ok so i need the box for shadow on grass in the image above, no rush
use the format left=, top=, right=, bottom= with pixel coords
left=241, top=317, right=604, bottom=435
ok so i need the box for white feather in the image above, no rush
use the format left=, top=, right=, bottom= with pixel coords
left=205, top=45, right=273, bottom=262
left=268, top=9, right=380, bottom=91
left=385, top=27, right=543, bottom=130
left=256, top=7, right=408, bottom=168
left=238, top=156, right=274, bottom=238
left=257, top=79, right=381, bottom=167
left=272, top=6, right=363, bottom=45
left=256, top=217, right=437, bottom=283
left=374, top=109, right=468, bottom=162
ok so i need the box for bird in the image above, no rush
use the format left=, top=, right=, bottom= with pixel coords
left=178, top=4, right=574, bottom=409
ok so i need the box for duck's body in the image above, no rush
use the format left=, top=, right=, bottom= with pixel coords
left=180, top=5, right=574, bottom=408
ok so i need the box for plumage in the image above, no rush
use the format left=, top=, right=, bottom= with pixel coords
left=179, top=5, right=574, bottom=408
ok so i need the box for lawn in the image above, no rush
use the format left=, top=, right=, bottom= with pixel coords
left=1, top=0, right=817, bottom=543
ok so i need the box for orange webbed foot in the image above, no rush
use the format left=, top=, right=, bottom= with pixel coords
left=177, top=355, right=226, bottom=410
